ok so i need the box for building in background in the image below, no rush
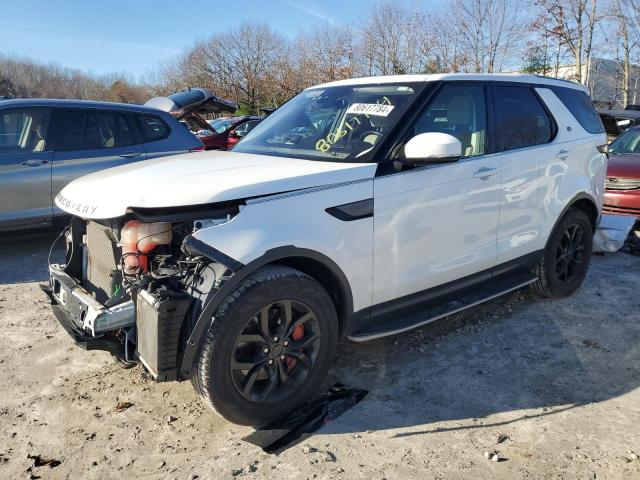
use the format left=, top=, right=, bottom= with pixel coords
left=550, top=58, right=640, bottom=109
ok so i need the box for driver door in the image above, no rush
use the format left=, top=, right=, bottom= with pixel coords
left=372, top=83, right=501, bottom=305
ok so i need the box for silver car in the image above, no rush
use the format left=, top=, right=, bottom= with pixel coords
left=0, top=98, right=204, bottom=232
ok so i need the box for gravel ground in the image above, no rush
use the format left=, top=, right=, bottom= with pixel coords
left=1, top=230, right=639, bottom=480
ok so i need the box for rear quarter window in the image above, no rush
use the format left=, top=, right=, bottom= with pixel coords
left=552, top=87, right=604, bottom=134
left=136, top=115, right=171, bottom=141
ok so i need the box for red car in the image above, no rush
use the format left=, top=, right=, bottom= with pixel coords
left=603, top=126, right=640, bottom=217
left=197, top=116, right=263, bottom=150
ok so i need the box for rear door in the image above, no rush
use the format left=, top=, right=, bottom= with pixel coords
left=0, top=107, right=54, bottom=230
left=52, top=109, right=145, bottom=218
left=491, top=84, right=558, bottom=265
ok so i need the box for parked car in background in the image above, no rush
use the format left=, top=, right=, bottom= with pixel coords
left=599, top=109, right=640, bottom=141
left=0, top=99, right=204, bottom=232
left=145, top=88, right=237, bottom=141
left=197, top=116, right=264, bottom=150
left=603, top=126, right=640, bottom=218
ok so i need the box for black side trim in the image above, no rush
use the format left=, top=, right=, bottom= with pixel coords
left=345, top=249, right=544, bottom=337
left=182, top=236, right=244, bottom=272
left=325, top=199, right=373, bottom=221
left=179, top=246, right=354, bottom=378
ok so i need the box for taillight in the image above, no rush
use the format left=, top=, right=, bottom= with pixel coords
left=227, top=131, right=240, bottom=148
left=596, top=144, right=609, bottom=158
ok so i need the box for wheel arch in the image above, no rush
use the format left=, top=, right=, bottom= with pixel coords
left=179, top=245, right=354, bottom=378
left=546, top=193, right=599, bottom=250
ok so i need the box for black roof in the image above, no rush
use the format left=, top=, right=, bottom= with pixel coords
left=0, top=98, right=165, bottom=114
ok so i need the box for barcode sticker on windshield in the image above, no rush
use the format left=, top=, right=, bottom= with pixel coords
left=346, top=103, right=395, bottom=117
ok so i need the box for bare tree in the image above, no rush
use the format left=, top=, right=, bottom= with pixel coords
left=452, top=0, right=523, bottom=73
left=358, top=3, right=429, bottom=75
left=532, top=0, right=599, bottom=85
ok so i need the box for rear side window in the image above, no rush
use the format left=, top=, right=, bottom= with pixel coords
left=493, top=86, right=553, bottom=151
left=60, top=110, right=135, bottom=150
left=552, top=87, right=604, bottom=134
left=136, top=115, right=170, bottom=141
left=0, top=107, right=51, bottom=154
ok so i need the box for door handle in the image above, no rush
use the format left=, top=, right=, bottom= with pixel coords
left=119, top=151, right=141, bottom=159
left=557, top=149, right=570, bottom=160
left=21, top=159, right=49, bottom=167
left=472, top=167, right=498, bottom=179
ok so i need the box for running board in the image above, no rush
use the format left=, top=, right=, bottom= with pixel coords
left=347, top=275, right=536, bottom=342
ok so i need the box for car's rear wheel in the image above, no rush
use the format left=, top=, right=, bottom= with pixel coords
left=533, top=208, right=593, bottom=298
left=191, top=265, right=338, bottom=426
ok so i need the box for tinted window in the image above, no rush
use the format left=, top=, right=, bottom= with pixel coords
left=0, top=108, right=51, bottom=154
left=494, top=86, right=553, bottom=151
left=552, top=87, right=604, bottom=134
left=609, top=128, right=640, bottom=154
left=406, top=84, right=487, bottom=157
left=137, top=115, right=170, bottom=141
left=210, top=118, right=236, bottom=134
left=234, top=120, right=260, bottom=137
left=60, top=110, right=135, bottom=150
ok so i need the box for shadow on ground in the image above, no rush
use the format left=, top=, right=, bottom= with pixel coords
left=0, top=229, right=65, bottom=284
left=3, top=232, right=640, bottom=441
left=323, top=251, right=640, bottom=436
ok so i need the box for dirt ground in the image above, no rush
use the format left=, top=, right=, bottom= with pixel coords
left=1, top=231, right=639, bottom=480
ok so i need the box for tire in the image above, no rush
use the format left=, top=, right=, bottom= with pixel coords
left=110, top=353, right=138, bottom=369
left=533, top=208, right=593, bottom=298
left=191, top=265, right=338, bottom=426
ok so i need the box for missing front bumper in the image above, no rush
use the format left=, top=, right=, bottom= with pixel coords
left=46, top=265, right=135, bottom=337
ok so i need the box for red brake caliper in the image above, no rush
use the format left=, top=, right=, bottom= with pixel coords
left=286, top=324, right=305, bottom=372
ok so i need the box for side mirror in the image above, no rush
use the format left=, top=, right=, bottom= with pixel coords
left=403, top=132, right=462, bottom=165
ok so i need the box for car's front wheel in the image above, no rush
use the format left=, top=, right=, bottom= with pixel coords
left=533, top=207, right=593, bottom=298
left=191, top=265, right=338, bottom=426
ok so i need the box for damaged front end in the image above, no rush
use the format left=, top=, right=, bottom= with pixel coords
left=44, top=204, right=243, bottom=382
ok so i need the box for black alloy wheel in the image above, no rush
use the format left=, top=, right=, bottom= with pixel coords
left=230, top=300, right=321, bottom=403
left=191, top=265, right=338, bottom=426
left=533, top=207, right=593, bottom=298
left=554, top=223, right=588, bottom=284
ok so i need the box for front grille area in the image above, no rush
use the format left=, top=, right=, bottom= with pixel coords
left=606, top=176, right=640, bottom=190
left=603, top=204, right=640, bottom=216
left=85, top=221, right=120, bottom=304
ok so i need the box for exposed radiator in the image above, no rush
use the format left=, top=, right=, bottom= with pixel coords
left=85, top=221, right=121, bottom=304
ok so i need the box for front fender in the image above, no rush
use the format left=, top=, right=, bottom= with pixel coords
left=179, top=180, right=374, bottom=378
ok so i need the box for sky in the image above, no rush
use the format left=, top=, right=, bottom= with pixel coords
left=0, top=0, right=421, bottom=79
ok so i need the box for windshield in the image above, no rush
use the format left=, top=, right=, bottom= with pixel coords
left=208, top=118, right=236, bottom=134
left=609, top=128, right=640, bottom=155
left=232, top=83, right=425, bottom=162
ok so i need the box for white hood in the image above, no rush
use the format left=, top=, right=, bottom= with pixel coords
left=55, top=150, right=377, bottom=219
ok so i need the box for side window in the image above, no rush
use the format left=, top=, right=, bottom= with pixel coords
left=552, top=87, right=604, bottom=134
left=137, top=115, right=170, bottom=141
left=235, top=120, right=259, bottom=137
left=493, top=86, right=553, bottom=151
left=0, top=108, right=51, bottom=154
left=60, top=110, right=135, bottom=150
left=407, top=84, right=487, bottom=158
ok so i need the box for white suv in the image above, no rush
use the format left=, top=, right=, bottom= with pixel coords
left=46, top=74, right=607, bottom=425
